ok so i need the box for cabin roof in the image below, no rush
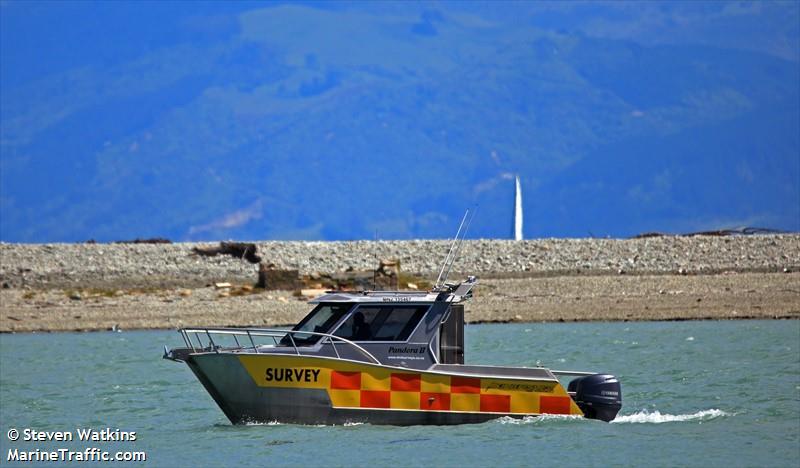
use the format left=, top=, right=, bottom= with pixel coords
left=309, top=277, right=478, bottom=305
left=309, top=291, right=440, bottom=304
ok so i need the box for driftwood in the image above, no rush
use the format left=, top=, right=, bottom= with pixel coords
left=192, top=242, right=262, bottom=264
left=374, top=259, right=400, bottom=290
left=632, top=227, right=786, bottom=239
left=115, top=238, right=173, bottom=244
left=257, top=263, right=302, bottom=290
left=311, top=259, right=400, bottom=291
left=85, top=238, right=173, bottom=244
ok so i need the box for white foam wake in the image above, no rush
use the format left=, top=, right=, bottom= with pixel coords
left=611, top=409, right=730, bottom=424
left=241, top=420, right=282, bottom=426
left=497, top=414, right=584, bottom=425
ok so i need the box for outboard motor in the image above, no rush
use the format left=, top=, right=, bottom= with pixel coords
left=568, top=374, right=622, bottom=422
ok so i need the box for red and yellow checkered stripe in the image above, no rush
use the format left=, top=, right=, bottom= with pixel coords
left=327, top=369, right=577, bottom=415
left=238, top=355, right=582, bottom=416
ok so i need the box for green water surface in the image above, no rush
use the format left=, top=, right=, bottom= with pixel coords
left=1, top=320, right=798, bottom=467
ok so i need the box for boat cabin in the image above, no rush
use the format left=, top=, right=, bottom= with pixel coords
left=270, top=277, right=476, bottom=369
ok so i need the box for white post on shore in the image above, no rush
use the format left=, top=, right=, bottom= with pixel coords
left=514, top=175, right=523, bottom=241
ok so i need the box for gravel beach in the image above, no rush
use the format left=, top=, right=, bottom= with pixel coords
left=1, top=235, right=798, bottom=332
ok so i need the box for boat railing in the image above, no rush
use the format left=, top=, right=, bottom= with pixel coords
left=178, top=327, right=381, bottom=365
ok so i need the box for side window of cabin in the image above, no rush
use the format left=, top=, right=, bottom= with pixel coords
left=334, top=305, right=427, bottom=342
left=281, top=304, right=350, bottom=346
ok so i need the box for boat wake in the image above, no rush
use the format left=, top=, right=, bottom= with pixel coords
left=611, top=409, right=730, bottom=424
left=497, top=414, right=585, bottom=425
left=239, top=420, right=283, bottom=426
left=495, top=409, right=730, bottom=426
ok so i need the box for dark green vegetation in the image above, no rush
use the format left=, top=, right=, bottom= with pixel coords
left=1, top=2, right=798, bottom=241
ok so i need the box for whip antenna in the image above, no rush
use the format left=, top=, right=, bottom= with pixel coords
left=444, top=209, right=475, bottom=284
left=435, top=208, right=475, bottom=290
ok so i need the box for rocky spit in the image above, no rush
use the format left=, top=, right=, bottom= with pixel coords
left=2, top=235, right=799, bottom=289
left=1, top=235, right=798, bottom=332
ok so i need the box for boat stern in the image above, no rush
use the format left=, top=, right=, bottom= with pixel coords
left=568, top=374, right=622, bottom=422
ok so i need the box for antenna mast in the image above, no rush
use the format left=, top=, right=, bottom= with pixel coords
left=435, top=209, right=474, bottom=290
left=372, top=229, right=378, bottom=290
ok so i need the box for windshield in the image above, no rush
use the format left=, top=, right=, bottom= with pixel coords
left=280, top=303, right=351, bottom=346
left=334, top=305, right=428, bottom=342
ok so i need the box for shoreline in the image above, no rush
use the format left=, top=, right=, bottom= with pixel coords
left=3, top=235, right=798, bottom=288
left=3, top=317, right=799, bottom=335
left=1, top=271, right=797, bottom=333
left=1, top=236, right=798, bottom=332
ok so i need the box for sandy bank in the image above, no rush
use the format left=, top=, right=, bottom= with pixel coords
left=1, top=236, right=798, bottom=332
left=1, top=272, right=798, bottom=333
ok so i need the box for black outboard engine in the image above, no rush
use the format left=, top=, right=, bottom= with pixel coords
left=568, top=374, right=622, bottom=422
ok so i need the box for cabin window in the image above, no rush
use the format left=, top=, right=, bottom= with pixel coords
left=281, top=303, right=351, bottom=346
left=333, top=305, right=427, bottom=342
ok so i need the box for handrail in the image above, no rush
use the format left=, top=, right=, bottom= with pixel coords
left=551, top=370, right=596, bottom=377
left=178, top=327, right=381, bottom=365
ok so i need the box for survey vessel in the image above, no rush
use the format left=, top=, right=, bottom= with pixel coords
left=163, top=214, right=622, bottom=425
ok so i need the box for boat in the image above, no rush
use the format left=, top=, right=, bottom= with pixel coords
left=163, top=214, right=622, bottom=425
left=164, top=276, right=621, bottom=425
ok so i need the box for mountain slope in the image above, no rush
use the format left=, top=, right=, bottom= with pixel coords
left=1, top=2, right=798, bottom=241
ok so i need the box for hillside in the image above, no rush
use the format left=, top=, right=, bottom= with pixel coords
left=1, top=2, right=798, bottom=242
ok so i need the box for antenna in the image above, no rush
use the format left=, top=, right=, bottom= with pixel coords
left=442, top=210, right=474, bottom=285
left=435, top=209, right=475, bottom=289
left=435, top=211, right=468, bottom=288
left=372, top=229, right=378, bottom=291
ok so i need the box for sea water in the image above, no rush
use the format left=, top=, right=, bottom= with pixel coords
left=1, top=320, right=798, bottom=467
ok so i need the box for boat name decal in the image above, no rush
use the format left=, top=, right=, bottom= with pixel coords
left=382, top=297, right=411, bottom=302
left=264, top=368, right=321, bottom=383
left=485, top=382, right=556, bottom=393
left=388, top=346, right=426, bottom=354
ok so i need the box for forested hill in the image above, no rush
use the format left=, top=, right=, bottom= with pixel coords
left=1, top=1, right=798, bottom=242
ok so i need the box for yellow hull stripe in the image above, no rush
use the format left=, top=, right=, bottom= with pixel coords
left=237, top=355, right=583, bottom=416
